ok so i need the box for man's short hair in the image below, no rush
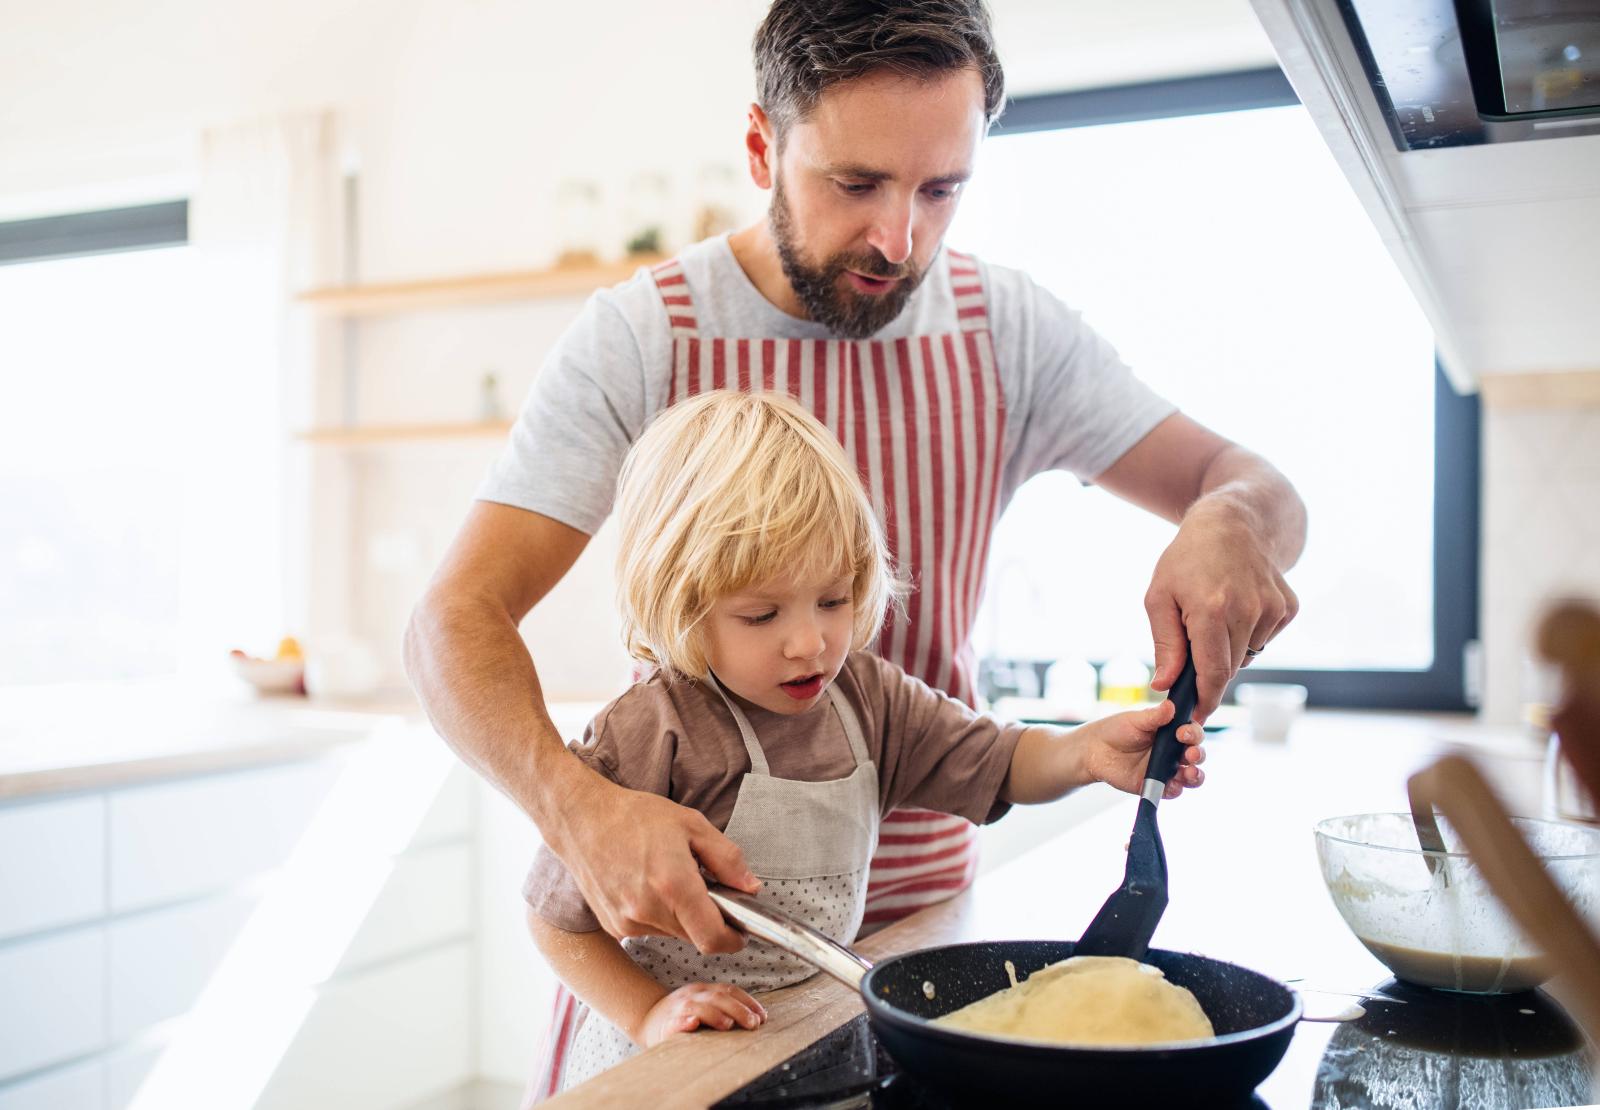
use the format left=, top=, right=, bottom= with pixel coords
left=753, top=0, right=1006, bottom=138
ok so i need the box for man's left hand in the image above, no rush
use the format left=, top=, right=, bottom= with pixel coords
left=1144, top=500, right=1299, bottom=721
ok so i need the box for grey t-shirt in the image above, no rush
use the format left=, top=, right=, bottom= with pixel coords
left=477, top=234, right=1176, bottom=531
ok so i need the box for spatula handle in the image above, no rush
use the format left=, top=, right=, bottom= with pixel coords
left=1144, top=649, right=1199, bottom=794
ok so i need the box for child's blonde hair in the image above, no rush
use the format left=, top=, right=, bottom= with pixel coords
left=616, top=390, right=901, bottom=679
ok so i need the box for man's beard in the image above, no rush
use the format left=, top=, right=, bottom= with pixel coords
left=770, top=178, right=927, bottom=340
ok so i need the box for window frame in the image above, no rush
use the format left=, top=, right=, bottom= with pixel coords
left=0, top=199, right=194, bottom=687
left=987, top=69, right=1482, bottom=711
left=0, top=200, right=189, bottom=266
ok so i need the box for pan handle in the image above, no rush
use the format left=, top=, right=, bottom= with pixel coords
left=708, top=885, right=874, bottom=989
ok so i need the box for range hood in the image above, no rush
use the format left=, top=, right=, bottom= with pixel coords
left=1338, top=0, right=1600, bottom=149
left=1251, top=0, right=1600, bottom=387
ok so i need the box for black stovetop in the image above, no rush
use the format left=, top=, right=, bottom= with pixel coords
left=709, top=981, right=1593, bottom=1110
left=709, top=1012, right=1270, bottom=1109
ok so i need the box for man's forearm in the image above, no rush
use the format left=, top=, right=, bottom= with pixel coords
left=1191, top=445, right=1307, bottom=571
left=403, top=586, right=586, bottom=829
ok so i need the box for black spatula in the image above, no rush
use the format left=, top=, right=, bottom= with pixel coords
left=1075, top=647, right=1199, bottom=960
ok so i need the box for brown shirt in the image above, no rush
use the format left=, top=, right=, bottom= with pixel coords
left=525, top=651, right=1025, bottom=932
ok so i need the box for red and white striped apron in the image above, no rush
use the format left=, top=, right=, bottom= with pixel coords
left=528, top=248, right=1006, bottom=1103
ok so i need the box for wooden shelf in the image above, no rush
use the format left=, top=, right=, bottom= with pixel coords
left=295, top=255, right=665, bottom=317
left=296, top=420, right=513, bottom=446
left=1479, top=368, right=1600, bottom=409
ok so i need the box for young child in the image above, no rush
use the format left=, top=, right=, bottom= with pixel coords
left=524, top=390, right=1205, bottom=1092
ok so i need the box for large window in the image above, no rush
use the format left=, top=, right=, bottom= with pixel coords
left=956, top=71, right=1479, bottom=710
left=1, top=202, right=198, bottom=684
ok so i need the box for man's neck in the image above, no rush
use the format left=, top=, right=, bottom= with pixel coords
left=727, top=220, right=809, bottom=321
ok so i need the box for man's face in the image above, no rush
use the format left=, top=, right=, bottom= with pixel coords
left=767, top=66, right=985, bottom=338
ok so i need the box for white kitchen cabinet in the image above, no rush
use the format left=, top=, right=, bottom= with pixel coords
left=107, top=893, right=257, bottom=1042
left=338, top=842, right=471, bottom=974
left=104, top=1043, right=160, bottom=1110
left=1, top=724, right=479, bottom=1110
left=0, top=795, right=106, bottom=942
left=406, top=764, right=473, bottom=850
left=109, top=757, right=346, bottom=911
left=0, top=927, right=106, bottom=1081
left=474, top=778, right=554, bottom=1089
left=0, top=1058, right=104, bottom=1110
left=255, top=944, right=473, bottom=1110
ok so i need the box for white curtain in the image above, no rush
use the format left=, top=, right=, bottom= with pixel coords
left=182, top=110, right=343, bottom=678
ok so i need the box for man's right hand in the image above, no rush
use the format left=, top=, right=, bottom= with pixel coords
left=550, top=764, right=761, bottom=954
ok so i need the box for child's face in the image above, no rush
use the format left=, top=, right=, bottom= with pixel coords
left=702, top=568, right=855, bottom=715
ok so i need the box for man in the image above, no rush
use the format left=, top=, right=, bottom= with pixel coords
left=407, top=0, right=1301, bottom=978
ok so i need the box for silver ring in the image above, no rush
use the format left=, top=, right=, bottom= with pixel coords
left=1244, top=646, right=1264, bottom=657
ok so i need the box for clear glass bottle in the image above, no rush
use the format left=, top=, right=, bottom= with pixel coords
left=623, top=172, right=672, bottom=258
left=553, top=180, right=603, bottom=268
left=479, top=371, right=502, bottom=422
left=692, top=163, right=742, bottom=242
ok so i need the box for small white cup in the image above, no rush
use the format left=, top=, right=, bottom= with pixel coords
left=1234, top=682, right=1308, bottom=743
left=305, top=638, right=383, bottom=700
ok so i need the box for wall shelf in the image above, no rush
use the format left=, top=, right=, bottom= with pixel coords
left=1479, top=368, right=1600, bottom=409
left=295, top=255, right=664, bottom=317
left=296, top=420, right=514, bottom=446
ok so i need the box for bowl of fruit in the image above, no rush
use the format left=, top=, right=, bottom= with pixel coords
left=229, top=637, right=306, bottom=695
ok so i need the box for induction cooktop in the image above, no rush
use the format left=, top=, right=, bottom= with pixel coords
left=710, top=979, right=1593, bottom=1110
left=709, top=1012, right=1272, bottom=1110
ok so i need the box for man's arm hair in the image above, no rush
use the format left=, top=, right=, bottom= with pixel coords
left=1094, top=412, right=1306, bottom=571
left=403, top=501, right=592, bottom=824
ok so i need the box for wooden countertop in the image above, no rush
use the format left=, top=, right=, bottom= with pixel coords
left=549, top=710, right=1557, bottom=1108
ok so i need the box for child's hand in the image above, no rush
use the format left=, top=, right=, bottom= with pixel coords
left=636, top=981, right=768, bottom=1047
left=1084, top=700, right=1206, bottom=800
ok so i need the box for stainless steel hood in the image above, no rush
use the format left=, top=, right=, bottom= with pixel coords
left=1336, top=0, right=1600, bottom=149
left=1252, top=0, right=1600, bottom=386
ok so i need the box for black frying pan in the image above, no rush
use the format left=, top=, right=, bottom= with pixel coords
left=709, top=887, right=1302, bottom=1107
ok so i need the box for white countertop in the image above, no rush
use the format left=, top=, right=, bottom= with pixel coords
left=0, top=679, right=425, bottom=800
left=0, top=678, right=1543, bottom=809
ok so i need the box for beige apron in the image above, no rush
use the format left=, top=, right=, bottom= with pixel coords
left=559, top=676, right=881, bottom=1092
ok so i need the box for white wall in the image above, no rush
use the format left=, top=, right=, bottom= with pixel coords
left=0, top=0, right=1275, bottom=699
left=0, top=0, right=1275, bottom=222
left=1480, top=405, right=1600, bottom=724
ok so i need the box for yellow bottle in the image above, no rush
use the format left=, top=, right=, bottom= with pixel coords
left=1100, top=654, right=1152, bottom=706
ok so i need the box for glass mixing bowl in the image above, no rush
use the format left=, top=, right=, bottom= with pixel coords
left=1314, top=813, right=1600, bottom=993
